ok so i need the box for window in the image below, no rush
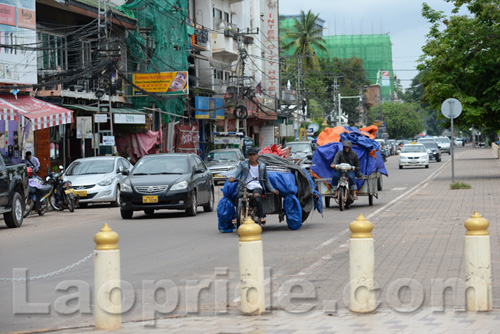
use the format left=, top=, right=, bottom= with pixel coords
left=224, top=12, right=230, bottom=23
left=213, top=8, right=222, bottom=19
left=224, top=71, right=230, bottom=82
left=213, top=69, right=223, bottom=80
left=49, top=126, right=62, bottom=160
left=37, top=32, right=67, bottom=70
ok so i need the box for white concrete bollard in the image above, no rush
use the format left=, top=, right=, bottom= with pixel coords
left=464, top=211, right=492, bottom=311
left=94, top=224, right=121, bottom=330
left=238, top=217, right=265, bottom=315
left=349, top=214, right=376, bottom=313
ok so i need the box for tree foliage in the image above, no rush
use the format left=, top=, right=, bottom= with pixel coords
left=367, top=102, right=424, bottom=139
left=280, top=10, right=328, bottom=69
left=418, top=0, right=500, bottom=132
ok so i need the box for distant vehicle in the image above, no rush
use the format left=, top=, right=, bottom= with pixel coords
left=64, top=157, right=132, bottom=208
left=286, top=141, right=315, bottom=170
left=204, top=149, right=245, bottom=185
left=417, top=138, right=442, bottom=162
left=434, top=137, right=451, bottom=155
left=386, top=139, right=397, bottom=155
left=119, top=153, right=214, bottom=219
left=454, top=138, right=464, bottom=146
left=399, top=144, right=429, bottom=169
left=397, top=140, right=411, bottom=152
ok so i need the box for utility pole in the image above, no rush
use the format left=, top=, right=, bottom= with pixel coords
left=331, top=76, right=339, bottom=126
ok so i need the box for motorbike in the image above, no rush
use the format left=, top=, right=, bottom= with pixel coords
left=334, top=163, right=358, bottom=211
left=23, top=177, right=53, bottom=217
left=46, top=166, right=78, bottom=212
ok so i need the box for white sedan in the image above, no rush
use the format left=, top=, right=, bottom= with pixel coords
left=399, top=144, right=429, bottom=169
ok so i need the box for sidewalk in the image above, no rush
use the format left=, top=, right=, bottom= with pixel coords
left=27, top=147, right=500, bottom=334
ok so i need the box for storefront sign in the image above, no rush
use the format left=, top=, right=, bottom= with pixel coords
left=195, top=96, right=224, bottom=119
left=113, top=113, right=146, bottom=124
left=94, top=114, right=108, bottom=123
left=133, top=71, right=189, bottom=95
left=102, top=136, right=115, bottom=146
left=76, top=116, right=92, bottom=139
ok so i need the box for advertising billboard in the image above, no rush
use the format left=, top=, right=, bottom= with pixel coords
left=194, top=96, right=224, bottom=120
left=133, top=71, right=189, bottom=95
left=260, top=0, right=279, bottom=103
left=0, top=0, right=37, bottom=85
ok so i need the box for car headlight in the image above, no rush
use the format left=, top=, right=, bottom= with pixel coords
left=170, top=181, right=188, bottom=191
left=97, top=178, right=114, bottom=186
left=228, top=165, right=236, bottom=170
left=121, top=183, right=133, bottom=192
left=427, top=149, right=432, bottom=153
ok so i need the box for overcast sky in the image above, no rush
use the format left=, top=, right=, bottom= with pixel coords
left=278, top=0, right=462, bottom=90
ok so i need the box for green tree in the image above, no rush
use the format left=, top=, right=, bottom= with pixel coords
left=367, top=102, right=424, bottom=139
left=418, top=0, right=500, bottom=132
left=280, top=10, right=328, bottom=69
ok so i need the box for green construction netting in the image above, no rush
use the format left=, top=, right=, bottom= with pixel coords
left=280, top=18, right=395, bottom=101
left=117, top=0, right=190, bottom=123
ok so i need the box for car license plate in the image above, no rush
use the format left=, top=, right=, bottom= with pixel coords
left=143, top=196, right=158, bottom=203
left=215, top=174, right=223, bottom=178
left=74, top=190, right=87, bottom=197
left=65, top=188, right=74, bottom=195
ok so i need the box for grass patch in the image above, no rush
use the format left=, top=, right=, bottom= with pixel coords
left=450, top=182, right=471, bottom=190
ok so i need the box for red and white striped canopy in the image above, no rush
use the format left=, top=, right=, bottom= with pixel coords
left=0, top=95, right=73, bottom=131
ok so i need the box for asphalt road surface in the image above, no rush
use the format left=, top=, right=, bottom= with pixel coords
left=0, top=149, right=457, bottom=333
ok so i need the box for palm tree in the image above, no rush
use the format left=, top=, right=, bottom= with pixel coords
left=280, top=10, right=328, bottom=69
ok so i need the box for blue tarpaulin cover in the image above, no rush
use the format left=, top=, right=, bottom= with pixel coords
left=311, top=132, right=388, bottom=190
left=217, top=155, right=322, bottom=232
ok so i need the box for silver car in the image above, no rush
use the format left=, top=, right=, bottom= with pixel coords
left=205, top=149, right=245, bottom=185
left=63, top=156, right=132, bottom=207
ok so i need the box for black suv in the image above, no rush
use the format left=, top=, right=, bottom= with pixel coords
left=418, top=139, right=442, bottom=162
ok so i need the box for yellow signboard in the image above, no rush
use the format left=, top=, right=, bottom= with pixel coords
left=133, top=71, right=188, bottom=95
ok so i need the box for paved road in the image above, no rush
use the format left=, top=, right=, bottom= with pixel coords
left=0, top=149, right=463, bottom=333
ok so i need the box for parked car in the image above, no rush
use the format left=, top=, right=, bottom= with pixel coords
left=399, top=144, right=429, bottom=169
left=0, top=155, right=29, bottom=227
left=64, top=156, right=132, bottom=207
left=119, top=153, right=214, bottom=219
left=434, top=137, right=451, bottom=155
left=204, top=148, right=245, bottom=185
left=454, top=138, right=465, bottom=146
left=417, top=138, right=442, bottom=162
left=286, top=141, right=315, bottom=170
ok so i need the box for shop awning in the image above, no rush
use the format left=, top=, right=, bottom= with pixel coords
left=62, top=104, right=145, bottom=114
left=0, top=95, right=73, bottom=131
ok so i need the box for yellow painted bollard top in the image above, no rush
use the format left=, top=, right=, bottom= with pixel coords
left=238, top=217, right=262, bottom=242
left=349, top=214, right=373, bottom=238
left=465, top=211, right=489, bottom=236
left=94, top=224, right=120, bottom=250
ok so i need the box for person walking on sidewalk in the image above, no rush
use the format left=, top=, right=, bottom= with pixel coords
left=228, top=147, right=279, bottom=224
left=330, top=140, right=363, bottom=200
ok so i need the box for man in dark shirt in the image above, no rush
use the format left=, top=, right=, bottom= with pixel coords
left=330, top=140, right=363, bottom=200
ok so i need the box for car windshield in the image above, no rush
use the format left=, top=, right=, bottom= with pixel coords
left=435, top=138, right=450, bottom=144
left=288, top=143, right=312, bottom=153
left=133, top=156, right=189, bottom=175
left=206, top=151, right=238, bottom=162
left=421, top=142, right=438, bottom=149
left=66, top=160, right=114, bottom=175
left=402, top=145, right=426, bottom=153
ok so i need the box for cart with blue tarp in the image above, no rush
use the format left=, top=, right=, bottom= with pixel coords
left=311, top=130, right=388, bottom=208
left=217, top=154, right=323, bottom=232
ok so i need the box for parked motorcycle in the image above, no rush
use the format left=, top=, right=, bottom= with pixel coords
left=24, top=176, right=53, bottom=217
left=46, top=166, right=78, bottom=212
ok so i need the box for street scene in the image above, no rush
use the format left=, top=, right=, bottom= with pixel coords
left=1, top=0, right=500, bottom=333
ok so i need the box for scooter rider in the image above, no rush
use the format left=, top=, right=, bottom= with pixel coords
left=228, top=147, right=279, bottom=224
left=330, top=140, right=363, bottom=200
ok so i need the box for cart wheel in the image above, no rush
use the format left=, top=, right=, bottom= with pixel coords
left=377, top=175, right=383, bottom=191
left=236, top=202, right=246, bottom=228
left=369, top=194, right=374, bottom=206
left=338, top=189, right=344, bottom=211
left=325, top=197, right=331, bottom=208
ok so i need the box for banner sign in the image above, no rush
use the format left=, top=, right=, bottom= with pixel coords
left=133, top=71, right=188, bottom=95
left=259, top=0, right=279, bottom=103
left=382, top=71, right=390, bottom=87
left=194, top=96, right=225, bottom=120
left=0, top=0, right=37, bottom=84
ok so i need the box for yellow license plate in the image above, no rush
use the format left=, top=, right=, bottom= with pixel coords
left=64, top=188, right=74, bottom=195
left=215, top=174, right=223, bottom=178
left=74, top=190, right=87, bottom=197
left=143, top=196, right=158, bottom=203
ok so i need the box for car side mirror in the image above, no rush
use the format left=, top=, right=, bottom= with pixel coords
left=307, top=154, right=313, bottom=160
left=118, top=166, right=124, bottom=173
left=122, top=169, right=129, bottom=176
left=195, top=167, right=205, bottom=174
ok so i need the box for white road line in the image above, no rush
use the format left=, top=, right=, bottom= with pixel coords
left=391, top=187, right=407, bottom=191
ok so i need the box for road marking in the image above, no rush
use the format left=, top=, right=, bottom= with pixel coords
left=392, top=187, right=407, bottom=191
